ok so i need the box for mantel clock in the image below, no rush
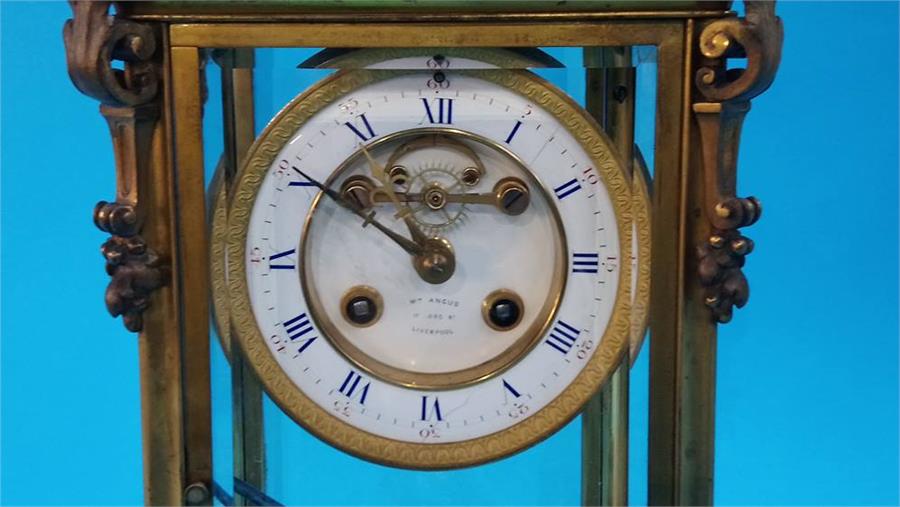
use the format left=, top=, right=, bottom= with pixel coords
left=63, top=1, right=782, bottom=505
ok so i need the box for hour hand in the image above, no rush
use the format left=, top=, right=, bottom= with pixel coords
left=296, top=168, right=455, bottom=284
left=292, top=168, right=424, bottom=256
left=359, top=143, right=430, bottom=244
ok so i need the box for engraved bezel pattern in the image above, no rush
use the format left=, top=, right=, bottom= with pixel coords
left=629, top=151, right=652, bottom=364
left=209, top=160, right=232, bottom=357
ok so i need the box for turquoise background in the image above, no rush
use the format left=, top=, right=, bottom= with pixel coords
left=1, top=1, right=897, bottom=505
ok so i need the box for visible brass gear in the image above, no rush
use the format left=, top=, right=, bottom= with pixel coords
left=403, top=163, right=469, bottom=236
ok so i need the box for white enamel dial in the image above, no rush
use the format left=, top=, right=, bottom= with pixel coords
left=301, top=129, right=566, bottom=387
left=236, top=70, right=626, bottom=453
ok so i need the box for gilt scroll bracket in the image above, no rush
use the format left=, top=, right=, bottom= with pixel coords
left=64, top=1, right=166, bottom=332
left=693, top=1, right=783, bottom=323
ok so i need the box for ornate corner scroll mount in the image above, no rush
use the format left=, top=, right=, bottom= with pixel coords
left=692, top=1, right=783, bottom=323
left=63, top=1, right=159, bottom=107
left=64, top=2, right=167, bottom=332
left=695, top=1, right=784, bottom=104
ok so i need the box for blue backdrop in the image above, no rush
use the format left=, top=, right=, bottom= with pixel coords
left=2, top=2, right=897, bottom=505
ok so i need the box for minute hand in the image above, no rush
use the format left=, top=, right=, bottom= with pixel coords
left=293, top=168, right=424, bottom=256
left=359, top=143, right=429, bottom=245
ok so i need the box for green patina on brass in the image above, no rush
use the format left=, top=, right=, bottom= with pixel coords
left=124, top=1, right=730, bottom=17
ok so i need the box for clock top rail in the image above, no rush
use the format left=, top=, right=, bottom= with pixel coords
left=122, top=1, right=730, bottom=22
left=168, top=20, right=694, bottom=48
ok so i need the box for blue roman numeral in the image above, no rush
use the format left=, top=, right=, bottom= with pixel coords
left=420, top=395, right=443, bottom=421
left=338, top=370, right=370, bottom=405
left=289, top=166, right=316, bottom=187
left=283, top=312, right=317, bottom=355
left=422, top=98, right=453, bottom=124
left=504, top=120, right=523, bottom=144
left=345, top=113, right=376, bottom=141
left=554, top=178, right=582, bottom=200
left=269, top=249, right=296, bottom=270
left=572, top=252, right=599, bottom=274
left=545, top=320, right=581, bottom=354
left=502, top=379, right=522, bottom=398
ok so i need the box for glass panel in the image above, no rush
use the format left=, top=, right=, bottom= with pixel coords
left=629, top=45, right=657, bottom=507
left=634, top=46, right=658, bottom=177
left=204, top=43, right=660, bottom=506
left=204, top=54, right=236, bottom=506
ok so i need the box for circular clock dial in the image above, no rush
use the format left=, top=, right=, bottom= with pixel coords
left=228, top=69, right=631, bottom=468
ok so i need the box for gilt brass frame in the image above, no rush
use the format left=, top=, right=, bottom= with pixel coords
left=64, top=2, right=781, bottom=504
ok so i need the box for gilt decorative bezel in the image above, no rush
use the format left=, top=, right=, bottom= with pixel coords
left=226, top=68, right=632, bottom=469
left=629, top=149, right=653, bottom=364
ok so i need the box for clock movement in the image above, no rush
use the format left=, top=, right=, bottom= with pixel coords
left=64, top=1, right=782, bottom=504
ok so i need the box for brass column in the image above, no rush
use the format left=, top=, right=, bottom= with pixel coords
left=170, top=45, right=215, bottom=506
left=650, top=18, right=720, bottom=502
left=646, top=26, right=691, bottom=506
left=216, top=48, right=268, bottom=504
left=582, top=46, right=635, bottom=507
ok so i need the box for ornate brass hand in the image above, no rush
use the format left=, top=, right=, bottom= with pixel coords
left=296, top=167, right=455, bottom=284
left=293, top=168, right=424, bottom=256
left=358, top=144, right=456, bottom=284
left=359, top=143, right=430, bottom=244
